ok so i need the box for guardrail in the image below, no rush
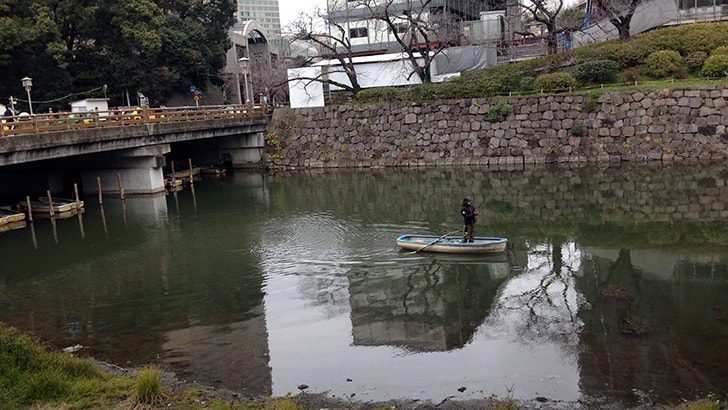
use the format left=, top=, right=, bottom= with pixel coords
left=0, top=104, right=269, bottom=137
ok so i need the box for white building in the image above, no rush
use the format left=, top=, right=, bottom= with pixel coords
left=325, top=0, right=518, bottom=55
left=70, top=98, right=110, bottom=113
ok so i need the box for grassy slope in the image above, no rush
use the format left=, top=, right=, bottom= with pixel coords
left=355, top=21, right=728, bottom=104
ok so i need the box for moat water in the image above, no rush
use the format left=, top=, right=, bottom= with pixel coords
left=1, top=164, right=726, bottom=408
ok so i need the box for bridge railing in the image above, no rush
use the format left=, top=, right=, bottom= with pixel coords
left=0, top=104, right=269, bottom=137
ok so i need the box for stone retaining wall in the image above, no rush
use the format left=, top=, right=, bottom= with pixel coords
left=265, top=85, right=728, bottom=169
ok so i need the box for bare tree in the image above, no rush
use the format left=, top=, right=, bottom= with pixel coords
left=594, top=0, right=643, bottom=40
left=358, top=0, right=463, bottom=84
left=519, top=0, right=567, bottom=55
left=249, top=52, right=291, bottom=104
left=285, top=9, right=363, bottom=98
left=557, top=7, right=587, bottom=48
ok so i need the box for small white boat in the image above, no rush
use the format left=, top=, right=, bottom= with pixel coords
left=21, top=200, right=75, bottom=214
left=166, top=166, right=202, bottom=180
left=20, top=200, right=84, bottom=216
left=396, top=234, right=508, bottom=254
left=37, top=196, right=84, bottom=210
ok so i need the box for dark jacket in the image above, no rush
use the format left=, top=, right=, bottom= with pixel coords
left=461, top=203, right=476, bottom=225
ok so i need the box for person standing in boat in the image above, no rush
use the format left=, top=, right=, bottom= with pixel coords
left=460, top=196, right=480, bottom=243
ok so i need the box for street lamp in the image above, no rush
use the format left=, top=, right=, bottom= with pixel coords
left=235, top=70, right=243, bottom=105
left=238, top=57, right=251, bottom=104
left=21, top=77, right=33, bottom=115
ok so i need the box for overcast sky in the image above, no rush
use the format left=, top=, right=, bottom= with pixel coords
left=278, top=0, right=326, bottom=28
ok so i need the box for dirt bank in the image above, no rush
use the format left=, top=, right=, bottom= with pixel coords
left=93, top=360, right=617, bottom=410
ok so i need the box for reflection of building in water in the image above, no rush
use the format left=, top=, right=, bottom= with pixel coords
left=161, top=305, right=272, bottom=396
left=576, top=248, right=728, bottom=404
left=348, top=257, right=512, bottom=352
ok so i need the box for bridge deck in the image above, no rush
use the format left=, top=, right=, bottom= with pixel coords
left=1, top=104, right=268, bottom=137
left=0, top=104, right=270, bottom=168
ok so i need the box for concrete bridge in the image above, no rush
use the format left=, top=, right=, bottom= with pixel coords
left=0, top=105, right=270, bottom=197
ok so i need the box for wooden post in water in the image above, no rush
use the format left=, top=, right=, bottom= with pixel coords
left=25, top=196, right=33, bottom=223
left=73, top=183, right=80, bottom=209
left=100, top=205, right=108, bottom=237
left=77, top=211, right=85, bottom=239
left=188, top=158, right=194, bottom=187
left=46, top=190, right=55, bottom=218
left=51, top=217, right=58, bottom=243
left=116, top=173, right=125, bottom=200
left=96, top=177, right=103, bottom=205
left=169, top=160, right=176, bottom=190
left=29, top=222, right=38, bottom=249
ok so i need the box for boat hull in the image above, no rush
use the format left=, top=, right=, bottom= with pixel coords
left=23, top=201, right=75, bottom=214
left=0, top=220, right=26, bottom=232
left=37, top=197, right=84, bottom=210
left=0, top=208, right=26, bottom=225
left=20, top=200, right=84, bottom=216
left=396, top=234, right=508, bottom=254
left=166, top=167, right=202, bottom=180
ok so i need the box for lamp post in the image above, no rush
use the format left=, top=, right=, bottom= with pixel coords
left=238, top=57, right=251, bottom=104
left=21, top=77, right=33, bottom=115
left=235, top=70, right=243, bottom=105
left=234, top=49, right=243, bottom=105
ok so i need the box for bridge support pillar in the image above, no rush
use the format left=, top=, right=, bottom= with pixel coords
left=219, top=132, right=264, bottom=168
left=80, top=145, right=171, bottom=196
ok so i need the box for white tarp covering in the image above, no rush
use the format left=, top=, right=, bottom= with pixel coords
left=573, top=0, right=679, bottom=46
left=321, top=53, right=424, bottom=90
left=288, top=67, right=325, bottom=109
left=288, top=54, right=424, bottom=107
left=434, top=45, right=497, bottom=75
left=287, top=47, right=497, bottom=107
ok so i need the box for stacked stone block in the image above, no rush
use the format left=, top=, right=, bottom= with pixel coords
left=267, top=86, right=728, bottom=169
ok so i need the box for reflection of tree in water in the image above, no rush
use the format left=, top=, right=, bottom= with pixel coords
left=348, top=258, right=510, bottom=352
left=298, top=273, right=352, bottom=319
left=489, top=237, right=583, bottom=346
left=576, top=245, right=728, bottom=405
left=580, top=247, right=654, bottom=336
left=401, top=263, right=441, bottom=316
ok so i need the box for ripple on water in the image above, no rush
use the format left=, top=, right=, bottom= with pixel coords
left=256, top=214, right=436, bottom=278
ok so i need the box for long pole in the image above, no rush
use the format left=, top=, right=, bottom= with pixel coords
left=96, top=177, right=103, bottom=205
left=410, top=229, right=462, bottom=254
left=46, top=190, right=54, bottom=218
left=116, top=173, right=125, bottom=200
left=188, top=158, right=194, bottom=187
left=73, top=183, right=80, bottom=209
left=25, top=196, right=33, bottom=223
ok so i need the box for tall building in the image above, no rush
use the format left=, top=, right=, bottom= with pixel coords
left=237, top=0, right=282, bottom=42
left=325, top=0, right=521, bottom=56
